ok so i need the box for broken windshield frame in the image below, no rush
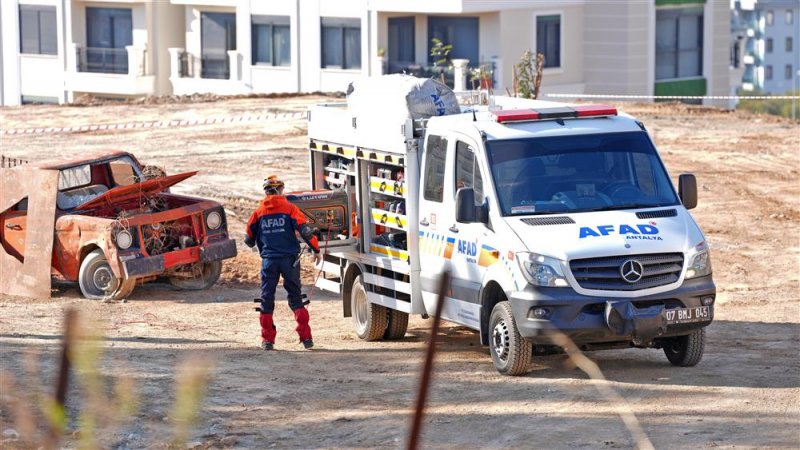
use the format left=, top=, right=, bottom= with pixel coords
left=56, top=156, right=143, bottom=210
left=484, top=131, right=680, bottom=216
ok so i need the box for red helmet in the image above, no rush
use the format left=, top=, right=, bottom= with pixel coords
left=263, top=175, right=285, bottom=194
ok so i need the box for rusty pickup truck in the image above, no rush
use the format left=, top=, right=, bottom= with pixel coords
left=0, top=151, right=237, bottom=300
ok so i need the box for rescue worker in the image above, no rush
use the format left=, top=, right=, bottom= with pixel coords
left=245, top=175, right=322, bottom=351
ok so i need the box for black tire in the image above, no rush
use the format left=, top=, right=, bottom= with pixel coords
left=663, top=328, right=706, bottom=366
left=489, top=301, right=532, bottom=376
left=78, top=249, right=136, bottom=300
left=169, top=261, right=222, bottom=290
left=350, top=275, right=388, bottom=341
left=383, top=309, right=409, bottom=340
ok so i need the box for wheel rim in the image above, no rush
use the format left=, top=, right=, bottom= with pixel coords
left=492, top=319, right=510, bottom=362
left=353, top=285, right=368, bottom=334
left=92, top=265, right=117, bottom=293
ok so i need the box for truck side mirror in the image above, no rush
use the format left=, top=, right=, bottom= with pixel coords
left=455, top=187, right=488, bottom=224
left=678, top=173, right=698, bottom=210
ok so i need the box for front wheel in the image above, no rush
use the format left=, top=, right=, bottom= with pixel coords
left=489, top=301, right=532, bottom=376
left=78, top=249, right=136, bottom=300
left=351, top=275, right=388, bottom=341
left=663, top=328, right=706, bottom=366
left=169, top=261, right=222, bottom=290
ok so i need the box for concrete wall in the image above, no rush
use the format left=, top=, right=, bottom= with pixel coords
left=583, top=1, right=651, bottom=97
left=152, top=2, right=184, bottom=95
left=706, top=0, right=733, bottom=107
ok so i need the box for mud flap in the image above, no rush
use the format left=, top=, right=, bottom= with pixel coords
left=605, top=301, right=667, bottom=345
left=0, top=168, right=59, bottom=298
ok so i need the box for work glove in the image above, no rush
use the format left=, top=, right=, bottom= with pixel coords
left=314, top=252, right=323, bottom=267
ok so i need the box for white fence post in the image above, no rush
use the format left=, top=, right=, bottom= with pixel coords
left=452, top=59, right=470, bottom=91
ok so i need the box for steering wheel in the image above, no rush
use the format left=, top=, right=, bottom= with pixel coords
left=604, top=183, right=644, bottom=203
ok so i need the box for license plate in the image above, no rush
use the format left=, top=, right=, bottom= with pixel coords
left=664, top=306, right=710, bottom=324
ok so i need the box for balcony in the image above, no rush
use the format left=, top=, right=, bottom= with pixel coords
left=65, top=44, right=155, bottom=96
left=168, top=48, right=247, bottom=96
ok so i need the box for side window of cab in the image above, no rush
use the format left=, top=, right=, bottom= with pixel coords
left=454, top=141, right=484, bottom=204
left=423, top=134, right=448, bottom=202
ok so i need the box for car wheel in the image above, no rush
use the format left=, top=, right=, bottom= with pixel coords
left=169, top=261, right=222, bottom=290
left=489, top=301, right=532, bottom=376
left=78, top=249, right=135, bottom=300
left=663, top=328, right=706, bottom=366
left=351, top=275, right=388, bottom=341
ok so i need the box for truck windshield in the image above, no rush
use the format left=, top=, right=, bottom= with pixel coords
left=485, top=131, right=679, bottom=216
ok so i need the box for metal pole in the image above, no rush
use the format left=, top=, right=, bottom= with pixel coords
left=408, top=271, right=450, bottom=450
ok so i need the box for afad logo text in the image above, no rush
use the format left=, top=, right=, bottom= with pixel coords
left=579, top=224, right=662, bottom=241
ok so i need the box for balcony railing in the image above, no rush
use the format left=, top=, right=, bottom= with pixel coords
left=77, top=47, right=128, bottom=74
left=200, top=54, right=230, bottom=80
left=387, top=61, right=496, bottom=89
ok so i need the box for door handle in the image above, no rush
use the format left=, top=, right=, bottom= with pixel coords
left=5, top=224, right=22, bottom=231
left=449, top=225, right=459, bottom=233
left=420, top=218, right=429, bottom=226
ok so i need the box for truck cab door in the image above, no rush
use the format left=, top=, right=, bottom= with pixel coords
left=447, top=138, right=488, bottom=330
left=417, top=133, right=454, bottom=314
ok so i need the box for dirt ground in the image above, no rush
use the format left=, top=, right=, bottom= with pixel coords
left=0, top=96, right=798, bottom=449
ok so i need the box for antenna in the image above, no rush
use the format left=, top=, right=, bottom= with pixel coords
left=472, top=109, right=477, bottom=122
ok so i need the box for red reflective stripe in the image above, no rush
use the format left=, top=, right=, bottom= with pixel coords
left=492, top=109, right=540, bottom=123
left=573, top=104, right=618, bottom=117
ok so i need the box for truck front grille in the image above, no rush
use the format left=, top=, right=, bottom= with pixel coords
left=569, top=253, right=684, bottom=291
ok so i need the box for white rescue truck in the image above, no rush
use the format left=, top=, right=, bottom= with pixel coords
left=303, top=95, right=715, bottom=375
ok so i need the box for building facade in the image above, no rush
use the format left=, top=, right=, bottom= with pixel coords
left=734, top=0, right=800, bottom=94
left=1, top=0, right=732, bottom=106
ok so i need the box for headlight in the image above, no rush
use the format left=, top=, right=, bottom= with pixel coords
left=206, top=211, right=222, bottom=230
left=685, top=241, right=712, bottom=279
left=516, top=252, right=569, bottom=287
left=115, top=229, right=133, bottom=250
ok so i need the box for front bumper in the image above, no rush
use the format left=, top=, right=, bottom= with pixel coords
left=122, top=238, right=237, bottom=278
left=509, top=275, right=715, bottom=345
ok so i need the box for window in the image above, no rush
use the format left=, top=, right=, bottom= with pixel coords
left=19, top=5, right=57, bottom=55
left=454, top=142, right=483, bottom=203
left=427, top=17, right=479, bottom=67
left=786, top=65, right=793, bottom=80
left=58, top=165, right=92, bottom=190
left=765, top=65, right=773, bottom=80
left=766, top=38, right=773, bottom=53
left=787, top=10, right=794, bottom=25
left=252, top=16, right=290, bottom=66
left=423, top=135, right=448, bottom=202
left=787, top=37, right=793, bottom=53
left=85, top=8, right=133, bottom=74
left=766, top=10, right=774, bottom=25
left=321, top=18, right=361, bottom=70
left=536, top=15, right=561, bottom=68
left=656, top=8, right=703, bottom=80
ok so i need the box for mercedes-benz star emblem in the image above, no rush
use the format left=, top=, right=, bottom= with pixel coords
left=620, top=259, right=644, bottom=283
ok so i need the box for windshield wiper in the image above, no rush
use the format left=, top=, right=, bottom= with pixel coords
left=577, top=204, right=668, bottom=213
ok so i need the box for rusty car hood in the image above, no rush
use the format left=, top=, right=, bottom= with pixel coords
left=76, top=172, right=197, bottom=211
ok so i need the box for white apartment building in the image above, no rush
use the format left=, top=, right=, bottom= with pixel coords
left=1, top=0, right=732, bottom=107
left=734, top=0, right=800, bottom=94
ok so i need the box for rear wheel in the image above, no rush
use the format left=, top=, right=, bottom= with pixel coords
left=663, top=328, right=706, bottom=366
left=489, top=301, right=532, bottom=376
left=169, top=261, right=222, bottom=290
left=78, top=249, right=136, bottom=300
left=351, top=275, right=388, bottom=341
left=383, top=309, right=409, bottom=340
